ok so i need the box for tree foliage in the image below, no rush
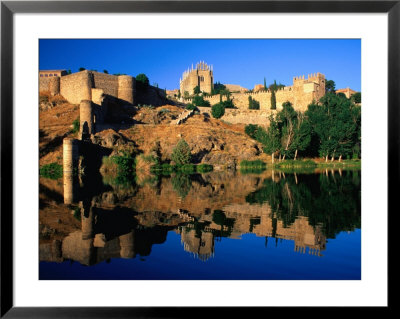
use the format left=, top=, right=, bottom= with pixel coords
left=306, top=93, right=361, bottom=161
left=325, top=79, right=336, bottom=94
left=351, top=92, right=361, bottom=104
left=193, top=85, right=201, bottom=95
left=211, top=103, right=225, bottom=119
left=171, top=139, right=192, bottom=165
left=136, top=73, right=150, bottom=87
left=270, top=89, right=277, bottom=110
left=248, top=96, right=260, bottom=110
left=192, top=95, right=210, bottom=107
left=211, top=82, right=227, bottom=95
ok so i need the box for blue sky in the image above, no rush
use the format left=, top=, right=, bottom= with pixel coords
left=39, top=39, right=361, bottom=91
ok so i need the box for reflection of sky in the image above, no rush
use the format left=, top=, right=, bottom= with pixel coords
left=39, top=229, right=361, bottom=280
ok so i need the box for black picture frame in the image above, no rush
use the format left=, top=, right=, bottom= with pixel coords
left=1, top=0, right=395, bottom=317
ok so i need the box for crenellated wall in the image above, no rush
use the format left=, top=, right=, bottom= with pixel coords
left=184, top=72, right=325, bottom=114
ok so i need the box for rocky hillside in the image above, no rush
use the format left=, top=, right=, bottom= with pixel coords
left=39, top=93, right=268, bottom=169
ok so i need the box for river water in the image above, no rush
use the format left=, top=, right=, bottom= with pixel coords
left=39, top=169, right=361, bottom=280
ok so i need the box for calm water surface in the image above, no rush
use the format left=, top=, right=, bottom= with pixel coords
left=39, top=169, right=361, bottom=280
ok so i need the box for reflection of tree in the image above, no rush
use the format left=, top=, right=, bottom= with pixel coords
left=245, top=171, right=361, bottom=238
left=171, top=173, right=192, bottom=198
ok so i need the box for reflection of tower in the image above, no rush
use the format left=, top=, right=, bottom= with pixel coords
left=119, top=230, right=135, bottom=259
left=80, top=199, right=95, bottom=240
left=181, top=228, right=215, bottom=261
left=63, top=138, right=79, bottom=204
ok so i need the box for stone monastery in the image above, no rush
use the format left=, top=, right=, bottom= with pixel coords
left=177, top=61, right=328, bottom=126
left=180, top=61, right=326, bottom=113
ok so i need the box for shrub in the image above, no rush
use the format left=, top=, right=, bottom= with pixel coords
left=186, top=103, right=196, bottom=110
left=72, top=116, right=80, bottom=134
left=112, top=151, right=136, bottom=173
left=221, top=100, right=235, bottom=109
left=192, top=95, right=210, bottom=107
left=39, top=163, right=63, bottom=179
left=73, top=207, right=81, bottom=221
left=240, top=160, right=266, bottom=168
left=211, top=103, right=225, bottom=119
left=136, top=73, right=149, bottom=86
left=171, top=139, right=192, bottom=165
left=245, top=124, right=259, bottom=138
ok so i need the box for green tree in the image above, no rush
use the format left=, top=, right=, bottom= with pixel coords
left=245, top=124, right=259, bottom=139
left=264, top=77, right=267, bottom=90
left=79, top=67, right=86, bottom=71
left=177, top=90, right=181, bottom=99
left=103, top=70, right=109, bottom=74
left=171, top=139, right=192, bottom=165
left=211, top=103, right=225, bottom=119
left=248, top=96, right=260, bottom=110
left=271, top=88, right=277, bottom=110
left=211, top=82, right=226, bottom=95
left=263, top=115, right=281, bottom=163
left=351, top=92, right=361, bottom=104
left=136, top=73, right=150, bottom=86
left=291, top=113, right=312, bottom=160
left=277, top=101, right=297, bottom=159
left=325, top=79, right=336, bottom=94
left=306, top=93, right=360, bottom=161
left=192, top=95, right=210, bottom=107
left=193, top=85, right=201, bottom=95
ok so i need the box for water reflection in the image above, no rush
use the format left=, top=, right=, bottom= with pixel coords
left=40, top=169, right=361, bottom=273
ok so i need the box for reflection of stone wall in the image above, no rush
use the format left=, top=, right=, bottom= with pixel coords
left=181, top=229, right=214, bottom=261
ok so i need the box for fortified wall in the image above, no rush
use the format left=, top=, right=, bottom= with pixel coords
left=40, top=70, right=167, bottom=140
left=184, top=72, right=326, bottom=114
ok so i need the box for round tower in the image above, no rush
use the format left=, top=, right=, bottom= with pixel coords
left=79, top=100, right=94, bottom=139
left=48, top=76, right=60, bottom=96
left=63, top=138, right=79, bottom=204
left=80, top=70, right=93, bottom=101
left=118, top=75, right=135, bottom=105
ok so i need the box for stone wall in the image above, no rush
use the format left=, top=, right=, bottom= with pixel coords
left=136, top=85, right=167, bottom=106
left=198, top=107, right=274, bottom=126
left=60, top=71, right=94, bottom=104
left=92, top=72, right=119, bottom=97
left=39, top=77, right=52, bottom=93
left=184, top=72, right=326, bottom=115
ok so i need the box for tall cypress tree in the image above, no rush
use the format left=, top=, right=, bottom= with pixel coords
left=271, top=89, right=276, bottom=110
left=264, top=77, right=267, bottom=90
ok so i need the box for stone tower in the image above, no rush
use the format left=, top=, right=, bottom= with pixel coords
left=179, top=61, right=214, bottom=96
